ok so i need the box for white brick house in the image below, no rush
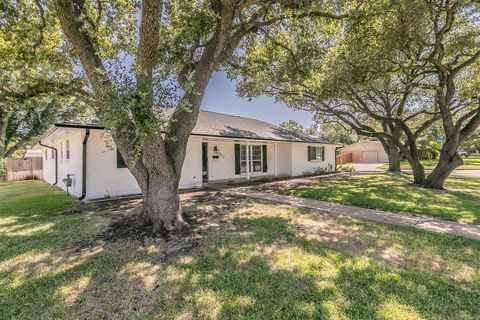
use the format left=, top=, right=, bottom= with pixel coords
left=34, top=111, right=340, bottom=200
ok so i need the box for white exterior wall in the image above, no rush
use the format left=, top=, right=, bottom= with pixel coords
left=85, top=132, right=203, bottom=200
left=291, top=144, right=336, bottom=176
left=42, top=130, right=83, bottom=197
left=179, top=138, right=203, bottom=189
left=85, top=130, right=141, bottom=199
left=275, top=143, right=292, bottom=176
left=42, top=148, right=56, bottom=185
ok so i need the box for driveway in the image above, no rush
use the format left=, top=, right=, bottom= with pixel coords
left=448, top=170, right=480, bottom=177
left=351, top=163, right=386, bottom=172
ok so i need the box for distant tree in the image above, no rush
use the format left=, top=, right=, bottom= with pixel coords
left=462, top=131, right=480, bottom=153
left=307, top=122, right=357, bottom=145
left=280, top=120, right=304, bottom=133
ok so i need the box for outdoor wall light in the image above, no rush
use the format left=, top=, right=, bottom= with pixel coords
left=212, top=145, right=222, bottom=159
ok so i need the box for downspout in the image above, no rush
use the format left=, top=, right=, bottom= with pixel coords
left=39, top=141, right=58, bottom=185
left=79, top=128, right=90, bottom=200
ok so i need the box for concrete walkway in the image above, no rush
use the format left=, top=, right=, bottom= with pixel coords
left=227, top=189, right=480, bottom=241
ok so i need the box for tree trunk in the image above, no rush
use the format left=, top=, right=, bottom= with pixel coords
left=402, top=150, right=425, bottom=185
left=386, top=142, right=401, bottom=172
left=115, top=131, right=190, bottom=234
left=141, top=170, right=186, bottom=233
left=410, top=158, right=426, bottom=185
left=423, top=142, right=463, bottom=189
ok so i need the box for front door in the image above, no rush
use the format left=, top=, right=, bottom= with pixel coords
left=202, top=142, right=208, bottom=182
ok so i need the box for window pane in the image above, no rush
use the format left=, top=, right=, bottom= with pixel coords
left=311, top=147, right=323, bottom=160
left=240, top=145, right=246, bottom=161
left=252, top=160, right=262, bottom=172
left=66, top=139, right=70, bottom=159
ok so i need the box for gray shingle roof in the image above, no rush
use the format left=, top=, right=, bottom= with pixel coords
left=55, top=110, right=330, bottom=144
left=192, top=111, right=327, bottom=143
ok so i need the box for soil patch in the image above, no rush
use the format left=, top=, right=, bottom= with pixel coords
left=70, top=191, right=250, bottom=256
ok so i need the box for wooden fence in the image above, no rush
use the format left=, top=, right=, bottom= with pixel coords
left=6, top=157, right=43, bottom=182
left=336, top=153, right=353, bottom=165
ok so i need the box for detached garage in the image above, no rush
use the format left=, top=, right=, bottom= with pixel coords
left=338, top=140, right=388, bottom=163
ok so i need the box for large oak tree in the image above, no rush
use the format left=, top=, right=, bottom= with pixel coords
left=420, top=0, right=480, bottom=189
left=52, top=0, right=349, bottom=233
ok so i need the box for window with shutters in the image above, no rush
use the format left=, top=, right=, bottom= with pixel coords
left=309, top=146, right=325, bottom=161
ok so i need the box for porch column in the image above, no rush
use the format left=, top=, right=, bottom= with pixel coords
left=274, top=142, right=278, bottom=177
left=246, top=141, right=250, bottom=179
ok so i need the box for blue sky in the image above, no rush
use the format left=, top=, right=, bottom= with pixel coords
left=202, top=71, right=314, bottom=128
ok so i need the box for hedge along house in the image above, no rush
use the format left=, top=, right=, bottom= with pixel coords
left=34, top=111, right=340, bottom=200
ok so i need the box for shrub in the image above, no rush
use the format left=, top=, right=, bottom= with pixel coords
left=337, top=163, right=355, bottom=172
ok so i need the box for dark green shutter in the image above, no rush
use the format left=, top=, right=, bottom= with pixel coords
left=262, top=145, right=267, bottom=172
left=116, top=148, right=127, bottom=168
left=321, top=147, right=325, bottom=161
left=308, top=146, right=312, bottom=161
left=234, top=144, right=241, bottom=174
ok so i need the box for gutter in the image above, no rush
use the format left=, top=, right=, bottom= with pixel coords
left=79, top=128, right=90, bottom=200
left=38, top=141, right=58, bottom=185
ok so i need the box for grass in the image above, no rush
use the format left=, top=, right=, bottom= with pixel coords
left=1, top=181, right=480, bottom=319
left=378, top=153, right=480, bottom=170
left=286, top=173, right=480, bottom=224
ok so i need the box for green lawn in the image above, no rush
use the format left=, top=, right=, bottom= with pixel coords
left=286, top=173, right=480, bottom=224
left=1, top=181, right=480, bottom=319
left=379, top=153, right=480, bottom=170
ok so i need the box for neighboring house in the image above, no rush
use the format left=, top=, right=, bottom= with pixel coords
left=33, top=110, right=340, bottom=200
left=338, top=140, right=388, bottom=163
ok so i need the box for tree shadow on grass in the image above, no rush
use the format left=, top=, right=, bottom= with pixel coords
left=2, top=194, right=480, bottom=319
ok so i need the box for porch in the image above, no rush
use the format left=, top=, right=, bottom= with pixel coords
left=199, top=137, right=293, bottom=185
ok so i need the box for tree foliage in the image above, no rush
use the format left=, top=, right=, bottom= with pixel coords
left=280, top=120, right=304, bottom=133
left=231, top=0, right=480, bottom=187
left=0, top=0, right=86, bottom=158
